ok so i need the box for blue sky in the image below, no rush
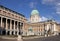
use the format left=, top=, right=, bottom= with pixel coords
left=0, top=0, right=60, bottom=22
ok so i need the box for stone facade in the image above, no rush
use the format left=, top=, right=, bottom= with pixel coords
left=23, top=20, right=60, bottom=36
left=0, top=5, right=60, bottom=37
left=23, top=9, right=60, bottom=36
left=0, top=5, right=27, bottom=35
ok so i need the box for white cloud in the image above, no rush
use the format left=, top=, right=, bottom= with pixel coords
left=56, top=2, right=60, bottom=14
left=42, top=0, right=60, bottom=6
left=29, top=2, right=37, bottom=8
left=28, top=16, right=48, bottom=22
left=56, top=12, right=60, bottom=14
left=42, top=0, right=60, bottom=15
left=29, top=2, right=34, bottom=8
left=40, top=16, right=48, bottom=21
left=57, top=3, right=60, bottom=5
left=42, top=0, right=55, bottom=4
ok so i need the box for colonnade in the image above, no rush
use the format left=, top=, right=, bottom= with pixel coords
left=0, top=16, right=23, bottom=35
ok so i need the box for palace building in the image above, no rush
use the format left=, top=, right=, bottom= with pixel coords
left=0, top=5, right=27, bottom=35
left=23, top=10, right=60, bottom=36
left=0, top=5, right=60, bottom=36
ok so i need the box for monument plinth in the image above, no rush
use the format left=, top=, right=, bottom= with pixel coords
left=17, top=35, right=23, bottom=41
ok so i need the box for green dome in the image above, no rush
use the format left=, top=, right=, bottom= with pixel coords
left=31, top=10, right=39, bottom=15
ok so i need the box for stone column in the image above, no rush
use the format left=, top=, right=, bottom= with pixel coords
left=14, top=21, right=15, bottom=35
left=22, top=22, right=24, bottom=35
left=17, top=22, right=19, bottom=35
left=6, top=18, right=7, bottom=29
left=47, top=24, right=49, bottom=31
left=54, top=24, right=56, bottom=31
left=17, top=22, right=23, bottom=41
left=1, top=17, right=2, bottom=35
left=45, top=24, right=49, bottom=37
left=51, top=24, right=54, bottom=33
left=20, top=22, right=23, bottom=35
left=53, top=23, right=58, bottom=35
left=20, top=22, right=21, bottom=29
left=6, top=18, right=7, bottom=35
left=10, top=20, right=12, bottom=35
left=19, top=22, right=21, bottom=35
left=1, top=17, right=2, bottom=27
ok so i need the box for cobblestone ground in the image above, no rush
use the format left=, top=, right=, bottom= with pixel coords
left=0, top=38, right=17, bottom=41
left=23, top=35, right=60, bottom=41
left=0, top=35, right=60, bottom=41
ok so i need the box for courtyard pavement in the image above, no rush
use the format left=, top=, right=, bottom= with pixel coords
left=0, top=35, right=60, bottom=41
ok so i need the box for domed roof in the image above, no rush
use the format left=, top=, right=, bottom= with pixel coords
left=31, top=10, right=39, bottom=15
